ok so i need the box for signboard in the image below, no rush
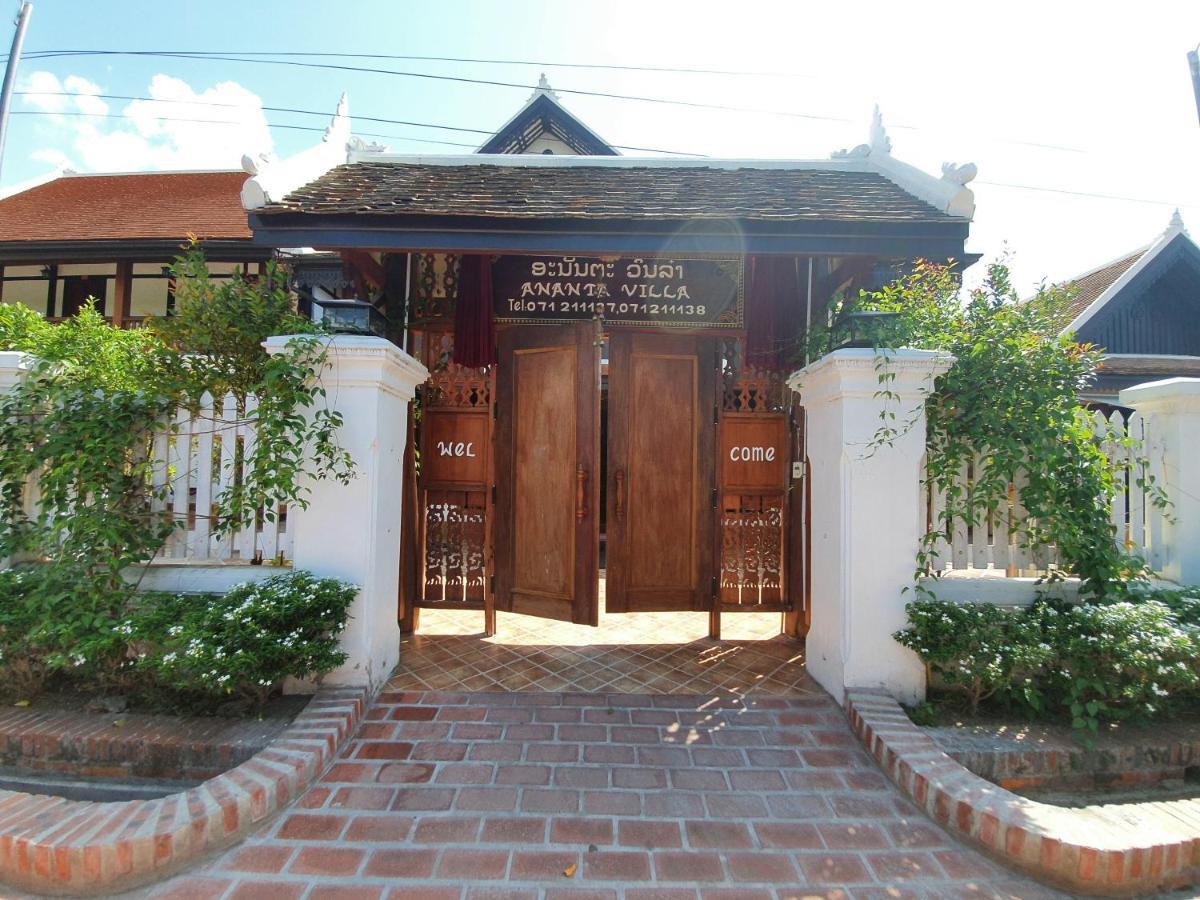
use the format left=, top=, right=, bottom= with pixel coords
left=422, top=409, right=489, bottom=488
left=493, top=256, right=743, bottom=329
left=720, top=413, right=789, bottom=492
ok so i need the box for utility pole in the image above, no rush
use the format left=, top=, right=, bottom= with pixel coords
left=0, top=1, right=33, bottom=183
left=1189, top=46, right=1200, bottom=127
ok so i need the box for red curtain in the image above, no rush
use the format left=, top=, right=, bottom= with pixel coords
left=745, top=256, right=801, bottom=370
left=452, top=254, right=497, bottom=368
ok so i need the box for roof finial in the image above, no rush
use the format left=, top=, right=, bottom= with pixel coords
left=530, top=73, right=560, bottom=102
left=870, top=104, right=892, bottom=155
left=1168, top=208, right=1187, bottom=235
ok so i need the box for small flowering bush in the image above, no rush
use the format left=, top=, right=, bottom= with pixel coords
left=133, top=571, right=356, bottom=712
left=896, top=596, right=1200, bottom=738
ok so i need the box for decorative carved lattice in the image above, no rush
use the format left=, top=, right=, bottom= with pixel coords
left=423, top=490, right=487, bottom=605
left=411, top=253, right=460, bottom=322
left=720, top=338, right=787, bottom=413
left=422, top=331, right=492, bottom=409
left=720, top=495, right=784, bottom=606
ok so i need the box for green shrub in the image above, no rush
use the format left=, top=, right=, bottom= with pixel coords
left=893, top=599, right=1052, bottom=713
left=0, top=566, right=136, bottom=699
left=133, top=571, right=356, bottom=711
left=896, top=596, right=1200, bottom=737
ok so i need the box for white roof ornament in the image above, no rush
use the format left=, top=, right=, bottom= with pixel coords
left=940, top=162, right=977, bottom=185
left=348, top=135, right=388, bottom=154
left=869, top=105, right=892, bottom=155
left=1168, top=208, right=1188, bottom=236
left=829, top=105, right=976, bottom=220
left=241, top=93, right=353, bottom=210
left=529, top=73, right=560, bottom=102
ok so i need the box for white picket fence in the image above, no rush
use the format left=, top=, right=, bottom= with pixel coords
left=922, top=410, right=1166, bottom=576
left=150, top=391, right=292, bottom=564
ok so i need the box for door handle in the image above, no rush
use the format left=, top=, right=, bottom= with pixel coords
left=576, top=464, right=588, bottom=522
left=614, top=468, right=625, bottom=521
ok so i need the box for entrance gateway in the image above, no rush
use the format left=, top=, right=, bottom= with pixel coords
left=241, top=86, right=976, bottom=648
left=414, top=254, right=801, bottom=638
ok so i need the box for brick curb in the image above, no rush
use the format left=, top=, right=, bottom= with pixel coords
left=0, top=686, right=366, bottom=896
left=846, top=689, right=1200, bottom=897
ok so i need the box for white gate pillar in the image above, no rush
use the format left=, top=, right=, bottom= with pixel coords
left=1119, top=378, right=1200, bottom=586
left=267, top=335, right=428, bottom=691
left=788, top=348, right=953, bottom=706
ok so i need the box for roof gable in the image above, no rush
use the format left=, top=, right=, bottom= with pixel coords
left=477, top=77, right=616, bottom=156
left=1062, top=213, right=1197, bottom=337
left=0, top=171, right=252, bottom=244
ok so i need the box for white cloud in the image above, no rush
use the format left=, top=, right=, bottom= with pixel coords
left=19, top=71, right=273, bottom=173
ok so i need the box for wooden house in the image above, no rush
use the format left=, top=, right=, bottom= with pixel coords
left=1062, top=212, right=1200, bottom=405
left=0, top=170, right=272, bottom=325
left=238, top=83, right=978, bottom=640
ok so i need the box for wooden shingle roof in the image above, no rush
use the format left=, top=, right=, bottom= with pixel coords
left=263, top=162, right=955, bottom=224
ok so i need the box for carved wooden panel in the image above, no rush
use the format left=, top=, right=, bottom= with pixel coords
left=721, top=413, right=788, bottom=492
left=720, top=338, right=788, bottom=413
left=422, top=410, right=489, bottom=488
left=422, top=489, right=487, bottom=605
left=720, top=494, right=784, bottom=606
left=716, top=338, right=792, bottom=611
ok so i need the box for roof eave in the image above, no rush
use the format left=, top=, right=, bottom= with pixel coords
left=246, top=210, right=969, bottom=259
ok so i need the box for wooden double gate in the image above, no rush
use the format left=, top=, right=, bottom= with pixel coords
left=404, top=322, right=806, bottom=636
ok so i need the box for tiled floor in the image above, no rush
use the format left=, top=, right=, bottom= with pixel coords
left=395, top=586, right=809, bottom=696
left=152, top=688, right=1063, bottom=899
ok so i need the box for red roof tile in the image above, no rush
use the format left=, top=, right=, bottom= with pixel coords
left=1059, top=247, right=1148, bottom=326
left=0, top=171, right=252, bottom=243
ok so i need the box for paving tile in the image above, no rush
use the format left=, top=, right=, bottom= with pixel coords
left=146, top=614, right=1065, bottom=900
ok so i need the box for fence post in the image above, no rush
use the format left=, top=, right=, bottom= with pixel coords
left=788, top=348, right=953, bottom=706
left=266, top=335, right=429, bottom=691
left=0, top=352, right=33, bottom=570
left=1119, top=378, right=1200, bottom=586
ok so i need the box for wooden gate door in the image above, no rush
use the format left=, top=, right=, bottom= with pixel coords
left=494, top=321, right=600, bottom=625
left=605, top=331, right=717, bottom=613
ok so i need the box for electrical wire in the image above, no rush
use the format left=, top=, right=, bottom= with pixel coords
left=11, top=50, right=1089, bottom=153
left=12, top=89, right=705, bottom=156
left=13, top=48, right=808, bottom=79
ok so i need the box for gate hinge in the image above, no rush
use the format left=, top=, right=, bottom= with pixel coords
left=711, top=575, right=718, bottom=597
left=489, top=575, right=496, bottom=594
left=491, top=484, right=497, bottom=504
left=711, top=488, right=718, bottom=509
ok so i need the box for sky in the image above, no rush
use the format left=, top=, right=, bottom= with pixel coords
left=0, top=0, right=1198, bottom=293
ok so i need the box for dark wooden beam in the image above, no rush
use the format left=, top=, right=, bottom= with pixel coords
left=112, top=260, right=132, bottom=328
left=340, top=250, right=386, bottom=294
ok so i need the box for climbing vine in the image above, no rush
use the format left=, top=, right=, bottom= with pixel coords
left=840, top=260, right=1167, bottom=597
left=0, top=246, right=354, bottom=691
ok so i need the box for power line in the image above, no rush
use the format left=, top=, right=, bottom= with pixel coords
left=13, top=48, right=1091, bottom=154
left=16, top=50, right=861, bottom=125
left=13, top=89, right=705, bottom=156
left=975, top=179, right=1200, bottom=208
left=14, top=48, right=807, bottom=79
left=7, top=109, right=484, bottom=149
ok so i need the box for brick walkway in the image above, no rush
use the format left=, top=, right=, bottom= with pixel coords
left=148, top=687, right=1065, bottom=899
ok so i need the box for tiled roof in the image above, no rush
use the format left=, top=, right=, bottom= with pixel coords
left=0, top=171, right=252, bottom=243
left=264, top=162, right=954, bottom=223
left=1060, top=247, right=1148, bottom=326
